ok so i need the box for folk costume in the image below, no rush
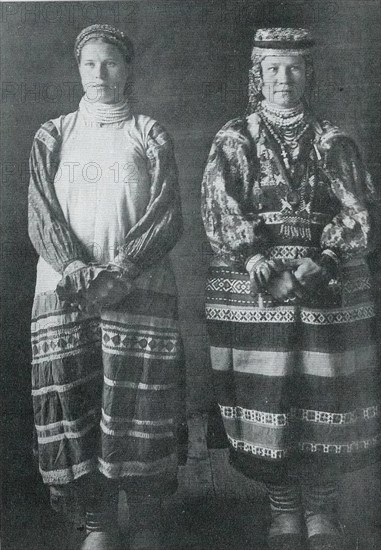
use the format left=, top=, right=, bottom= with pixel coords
left=29, top=25, right=185, bottom=549
left=201, top=28, right=380, bottom=550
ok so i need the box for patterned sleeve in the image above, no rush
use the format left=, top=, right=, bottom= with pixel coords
left=201, top=120, right=269, bottom=269
left=28, top=120, right=87, bottom=274
left=112, top=122, right=183, bottom=276
left=320, top=137, right=376, bottom=261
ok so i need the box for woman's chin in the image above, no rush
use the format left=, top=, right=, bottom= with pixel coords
left=267, top=98, right=301, bottom=109
left=83, top=87, right=120, bottom=104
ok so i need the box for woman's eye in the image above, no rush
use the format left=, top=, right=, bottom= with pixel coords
left=107, top=62, right=116, bottom=67
left=267, top=67, right=277, bottom=73
left=85, top=62, right=94, bottom=67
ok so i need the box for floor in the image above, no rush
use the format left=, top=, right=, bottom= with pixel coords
left=2, top=416, right=381, bottom=550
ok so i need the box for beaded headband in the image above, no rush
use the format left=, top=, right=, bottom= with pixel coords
left=74, top=24, right=134, bottom=63
left=252, top=27, right=314, bottom=59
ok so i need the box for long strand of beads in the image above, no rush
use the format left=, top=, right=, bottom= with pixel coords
left=260, top=116, right=309, bottom=170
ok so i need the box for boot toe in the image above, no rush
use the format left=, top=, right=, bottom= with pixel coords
left=80, top=531, right=123, bottom=550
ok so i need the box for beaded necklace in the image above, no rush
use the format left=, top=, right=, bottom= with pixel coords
left=79, top=96, right=131, bottom=125
left=257, top=102, right=317, bottom=241
left=259, top=101, right=310, bottom=172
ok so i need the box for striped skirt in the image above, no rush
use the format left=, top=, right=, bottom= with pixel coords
left=205, top=258, right=381, bottom=483
left=31, top=283, right=184, bottom=496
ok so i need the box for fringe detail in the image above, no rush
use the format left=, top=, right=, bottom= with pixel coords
left=280, top=224, right=312, bottom=239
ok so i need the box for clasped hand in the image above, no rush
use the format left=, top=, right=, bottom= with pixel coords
left=79, top=271, right=133, bottom=314
left=250, top=257, right=326, bottom=301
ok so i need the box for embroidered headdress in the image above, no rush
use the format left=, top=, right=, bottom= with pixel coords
left=247, top=28, right=315, bottom=114
left=74, top=24, right=134, bottom=64
left=252, top=28, right=314, bottom=57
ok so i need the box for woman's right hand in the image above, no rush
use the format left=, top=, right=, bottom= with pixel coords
left=83, top=272, right=133, bottom=313
left=266, top=270, right=303, bottom=302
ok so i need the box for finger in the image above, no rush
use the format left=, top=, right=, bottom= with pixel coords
left=256, top=270, right=268, bottom=287
left=293, top=287, right=304, bottom=299
left=249, top=274, right=259, bottom=295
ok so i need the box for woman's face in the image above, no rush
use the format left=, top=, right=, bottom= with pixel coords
left=261, top=55, right=306, bottom=109
left=78, top=39, right=130, bottom=104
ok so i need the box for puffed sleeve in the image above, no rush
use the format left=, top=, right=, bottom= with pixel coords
left=28, top=120, right=87, bottom=273
left=320, top=136, right=377, bottom=261
left=111, top=122, right=183, bottom=277
left=201, top=119, right=269, bottom=269
left=29, top=121, right=122, bottom=304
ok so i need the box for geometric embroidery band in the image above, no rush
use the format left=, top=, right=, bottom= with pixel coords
left=227, top=435, right=286, bottom=459
left=300, top=434, right=380, bottom=454
left=205, top=306, right=295, bottom=323
left=228, top=436, right=380, bottom=458
left=341, top=277, right=372, bottom=294
left=300, top=304, right=375, bottom=325
left=267, top=245, right=320, bottom=260
left=220, top=405, right=289, bottom=426
left=31, top=319, right=101, bottom=364
left=206, top=277, right=250, bottom=295
left=292, top=405, right=380, bottom=425
left=259, top=211, right=327, bottom=225
left=102, top=326, right=179, bottom=360
left=221, top=405, right=380, bottom=427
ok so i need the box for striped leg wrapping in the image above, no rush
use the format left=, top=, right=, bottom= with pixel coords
left=266, top=482, right=302, bottom=515
left=302, top=481, right=338, bottom=517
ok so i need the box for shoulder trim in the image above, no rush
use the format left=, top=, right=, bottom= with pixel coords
left=35, top=120, right=60, bottom=153
left=313, top=119, right=352, bottom=151
left=215, top=118, right=249, bottom=144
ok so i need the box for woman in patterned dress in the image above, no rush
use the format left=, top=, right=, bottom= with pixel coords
left=28, top=24, right=185, bottom=550
left=201, top=28, right=380, bottom=550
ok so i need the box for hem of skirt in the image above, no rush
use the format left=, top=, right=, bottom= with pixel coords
left=41, top=458, right=97, bottom=485
left=229, top=446, right=381, bottom=484
left=41, top=454, right=179, bottom=485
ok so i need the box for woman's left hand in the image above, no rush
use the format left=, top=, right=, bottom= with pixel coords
left=293, top=257, right=325, bottom=290
left=82, top=272, right=133, bottom=314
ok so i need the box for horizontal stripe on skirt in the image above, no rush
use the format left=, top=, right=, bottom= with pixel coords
left=210, top=345, right=379, bottom=377
left=222, top=412, right=380, bottom=450
left=205, top=263, right=381, bottom=478
left=31, top=288, right=183, bottom=488
left=211, top=369, right=380, bottom=412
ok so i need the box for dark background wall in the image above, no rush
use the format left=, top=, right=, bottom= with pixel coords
left=1, top=0, right=380, bottom=482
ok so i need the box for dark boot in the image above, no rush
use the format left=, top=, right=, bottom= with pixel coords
left=127, top=496, right=164, bottom=550
left=266, top=482, right=306, bottom=550
left=302, top=481, right=345, bottom=550
left=80, top=474, right=122, bottom=550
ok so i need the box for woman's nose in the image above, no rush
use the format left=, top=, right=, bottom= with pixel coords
left=277, top=67, right=292, bottom=83
left=95, top=63, right=107, bottom=80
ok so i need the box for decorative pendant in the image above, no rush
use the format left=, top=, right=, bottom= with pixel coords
left=287, top=190, right=300, bottom=207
